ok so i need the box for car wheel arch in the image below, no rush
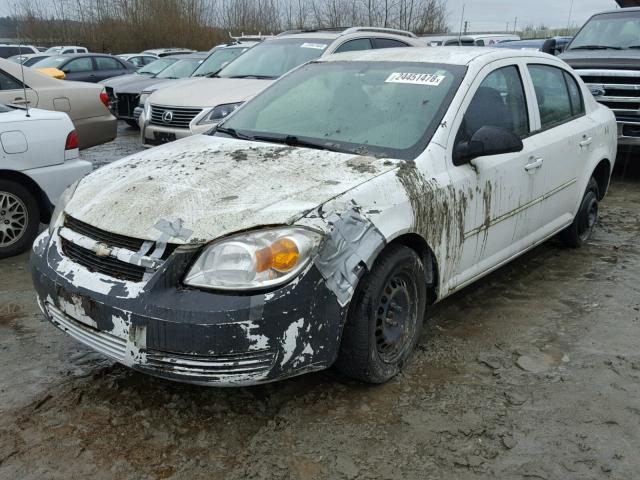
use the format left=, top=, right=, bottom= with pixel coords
left=591, top=158, right=611, bottom=201
left=0, top=170, right=53, bottom=223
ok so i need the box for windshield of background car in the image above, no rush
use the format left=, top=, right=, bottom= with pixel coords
left=32, top=56, right=68, bottom=68
left=218, top=61, right=465, bottom=160
left=138, top=57, right=176, bottom=75
left=217, top=38, right=331, bottom=79
left=192, top=47, right=250, bottom=76
left=154, top=58, right=204, bottom=79
left=569, top=11, right=640, bottom=50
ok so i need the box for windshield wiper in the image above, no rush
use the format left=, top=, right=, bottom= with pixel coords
left=570, top=45, right=623, bottom=50
left=215, top=126, right=253, bottom=140
left=252, top=134, right=336, bottom=152
left=627, top=45, right=640, bottom=49
left=226, top=74, right=276, bottom=80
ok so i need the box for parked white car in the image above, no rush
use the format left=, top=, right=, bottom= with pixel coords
left=140, top=27, right=422, bottom=146
left=0, top=105, right=91, bottom=258
left=44, top=46, right=88, bottom=55
left=32, top=48, right=616, bottom=387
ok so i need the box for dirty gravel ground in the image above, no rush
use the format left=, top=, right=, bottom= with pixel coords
left=1, top=124, right=639, bottom=479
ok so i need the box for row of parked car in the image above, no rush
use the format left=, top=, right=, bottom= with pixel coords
left=2, top=7, right=636, bottom=387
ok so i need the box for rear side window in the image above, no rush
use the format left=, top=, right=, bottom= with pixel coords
left=0, top=70, right=22, bottom=90
left=373, top=38, right=409, bottom=49
left=528, top=64, right=581, bottom=130
left=334, top=38, right=373, bottom=53
left=96, top=57, right=124, bottom=70
left=457, top=65, right=530, bottom=143
left=564, top=71, right=585, bottom=117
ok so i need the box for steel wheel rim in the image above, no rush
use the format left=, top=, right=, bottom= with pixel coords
left=578, top=196, right=598, bottom=242
left=0, top=191, right=28, bottom=247
left=375, top=272, right=418, bottom=364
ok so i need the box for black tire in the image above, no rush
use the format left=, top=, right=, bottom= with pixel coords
left=0, top=180, right=40, bottom=259
left=335, top=244, right=427, bottom=383
left=560, top=177, right=599, bottom=248
left=125, top=119, right=140, bottom=129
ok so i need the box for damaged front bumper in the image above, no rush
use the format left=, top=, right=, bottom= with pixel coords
left=31, top=231, right=347, bottom=386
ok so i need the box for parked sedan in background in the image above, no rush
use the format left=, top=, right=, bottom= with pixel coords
left=141, top=27, right=421, bottom=146
left=96, top=56, right=181, bottom=90
left=0, top=57, right=117, bottom=149
left=8, top=53, right=52, bottom=66
left=103, top=53, right=207, bottom=127
left=0, top=103, right=91, bottom=258
left=141, top=48, right=195, bottom=57
left=116, top=53, right=158, bottom=68
left=33, top=53, right=137, bottom=83
left=31, top=48, right=616, bottom=386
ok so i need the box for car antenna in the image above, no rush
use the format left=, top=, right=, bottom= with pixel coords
left=17, top=25, right=30, bottom=117
left=458, top=3, right=466, bottom=45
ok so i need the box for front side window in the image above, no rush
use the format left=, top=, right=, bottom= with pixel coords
left=528, top=65, right=576, bottom=130
left=96, top=57, right=123, bottom=70
left=218, top=38, right=331, bottom=80
left=217, top=61, right=465, bottom=160
left=64, top=57, right=93, bottom=73
left=334, top=38, right=373, bottom=53
left=457, top=65, right=529, bottom=144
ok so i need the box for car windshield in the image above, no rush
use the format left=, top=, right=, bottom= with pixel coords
left=32, top=56, right=68, bottom=68
left=138, top=58, right=177, bottom=75
left=217, top=61, right=465, bottom=160
left=154, top=58, right=203, bottom=79
left=218, top=38, right=331, bottom=79
left=569, top=11, right=640, bottom=50
left=192, top=47, right=250, bottom=76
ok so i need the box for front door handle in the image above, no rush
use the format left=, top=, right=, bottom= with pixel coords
left=580, top=136, right=593, bottom=147
left=13, top=97, right=30, bottom=105
left=525, top=157, right=544, bottom=173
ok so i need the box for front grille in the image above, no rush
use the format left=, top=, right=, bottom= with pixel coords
left=46, top=302, right=127, bottom=361
left=144, top=349, right=276, bottom=378
left=149, top=105, right=202, bottom=129
left=116, top=93, right=139, bottom=119
left=61, top=238, right=147, bottom=282
left=65, top=216, right=144, bottom=251
left=575, top=69, right=640, bottom=118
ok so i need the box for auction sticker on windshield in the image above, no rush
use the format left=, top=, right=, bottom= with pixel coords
left=385, top=72, right=446, bottom=86
left=301, top=43, right=327, bottom=50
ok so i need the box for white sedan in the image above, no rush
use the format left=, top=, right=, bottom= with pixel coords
left=0, top=105, right=92, bottom=258
left=32, top=48, right=616, bottom=386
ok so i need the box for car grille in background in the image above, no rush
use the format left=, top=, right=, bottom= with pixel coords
left=116, top=93, right=139, bottom=119
left=61, top=216, right=177, bottom=283
left=45, top=302, right=127, bottom=362
left=575, top=69, right=640, bottom=119
left=144, top=349, right=276, bottom=379
left=149, top=105, right=202, bottom=129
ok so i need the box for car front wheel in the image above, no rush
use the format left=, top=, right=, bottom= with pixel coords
left=0, top=180, right=40, bottom=259
left=335, top=244, right=427, bottom=383
left=561, top=177, right=599, bottom=248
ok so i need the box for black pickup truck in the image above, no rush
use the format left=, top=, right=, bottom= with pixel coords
left=561, top=7, right=640, bottom=146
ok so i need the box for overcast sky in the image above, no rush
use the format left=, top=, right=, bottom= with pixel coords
left=0, top=0, right=623, bottom=30
left=448, top=0, right=619, bottom=31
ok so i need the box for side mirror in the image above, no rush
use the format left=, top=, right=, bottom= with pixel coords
left=541, top=38, right=557, bottom=55
left=454, top=125, right=524, bottom=166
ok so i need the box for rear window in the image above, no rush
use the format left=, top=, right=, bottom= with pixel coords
left=0, top=46, right=23, bottom=58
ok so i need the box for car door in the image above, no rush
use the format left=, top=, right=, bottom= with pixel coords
left=524, top=63, right=586, bottom=239
left=446, top=61, right=542, bottom=288
left=95, top=56, right=127, bottom=81
left=0, top=69, right=38, bottom=108
left=61, top=57, right=95, bottom=82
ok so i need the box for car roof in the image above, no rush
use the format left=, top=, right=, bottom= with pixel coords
left=276, top=26, right=417, bottom=41
left=320, top=46, right=552, bottom=66
left=169, top=52, right=207, bottom=59
left=590, top=6, right=640, bottom=14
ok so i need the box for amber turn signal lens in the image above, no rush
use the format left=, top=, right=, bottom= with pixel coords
left=255, top=238, right=300, bottom=273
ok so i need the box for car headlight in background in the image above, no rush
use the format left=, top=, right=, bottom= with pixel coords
left=184, top=227, right=323, bottom=290
left=48, top=180, right=80, bottom=235
left=197, top=102, right=242, bottom=125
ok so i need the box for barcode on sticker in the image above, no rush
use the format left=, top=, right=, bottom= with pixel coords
left=385, top=72, right=446, bottom=86
left=301, top=43, right=327, bottom=50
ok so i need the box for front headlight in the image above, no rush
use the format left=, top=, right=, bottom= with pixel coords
left=184, top=227, right=323, bottom=291
left=48, top=180, right=80, bottom=235
left=197, top=102, right=242, bottom=125
left=138, top=91, right=150, bottom=106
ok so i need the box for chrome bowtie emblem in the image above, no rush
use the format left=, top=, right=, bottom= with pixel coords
left=162, top=110, right=174, bottom=124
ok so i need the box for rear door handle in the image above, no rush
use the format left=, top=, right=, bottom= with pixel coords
left=580, top=136, right=593, bottom=147
left=525, top=157, right=544, bottom=173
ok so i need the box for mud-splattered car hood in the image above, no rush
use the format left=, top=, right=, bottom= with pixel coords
left=64, top=135, right=398, bottom=243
